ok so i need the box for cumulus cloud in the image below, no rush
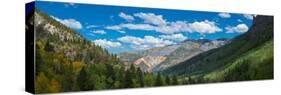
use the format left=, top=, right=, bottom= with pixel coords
left=237, top=19, right=243, bottom=22
left=243, top=14, right=254, bottom=20
left=119, top=12, right=135, bottom=22
left=218, top=12, right=231, bottom=18
left=91, top=30, right=106, bottom=35
left=225, top=24, right=249, bottom=33
left=105, top=25, right=122, bottom=30
left=86, top=25, right=98, bottom=29
left=64, top=3, right=77, bottom=8
left=189, top=20, right=222, bottom=34
left=120, top=24, right=155, bottom=31
left=160, top=34, right=187, bottom=41
left=105, top=20, right=221, bottom=34
left=106, top=12, right=222, bottom=34
left=118, top=36, right=144, bottom=45
left=117, top=30, right=126, bottom=34
left=93, top=39, right=121, bottom=48
left=134, top=12, right=167, bottom=26
left=51, top=16, right=82, bottom=29
left=118, top=36, right=174, bottom=50
left=106, top=24, right=155, bottom=31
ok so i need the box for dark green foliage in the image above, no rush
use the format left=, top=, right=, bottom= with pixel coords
left=124, top=65, right=134, bottom=88
left=77, top=67, right=88, bottom=90
left=223, top=40, right=274, bottom=81
left=137, top=68, right=145, bottom=87
left=165, top=76, right=171, bottom=85
left=155, top=73, right=166, bottom=86
left=224, top=60, right=251, bottom=81
left=33, top=10, right=176, bottom=93
left=171, top=76, right=179, bottom=85
left=44, top=40, right=54, bottom=52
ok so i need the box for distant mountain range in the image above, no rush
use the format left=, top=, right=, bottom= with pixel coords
left=118, top=38, right=228, bottom=72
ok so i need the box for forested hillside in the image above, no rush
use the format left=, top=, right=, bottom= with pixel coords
left=29, top=9, right=179, bottom=93
left=162, top=15, right=273, bottom=83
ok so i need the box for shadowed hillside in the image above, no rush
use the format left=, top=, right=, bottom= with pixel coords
left=162, top=15, right=273, bottom=83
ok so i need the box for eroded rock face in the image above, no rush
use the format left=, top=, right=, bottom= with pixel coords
left=133, top=56, right=167, bottom=72
left=152, top=39, right=228, bottom=72
left=119, top=38, right=228, bottom=72
left=248, top=15, right=274, bottom=37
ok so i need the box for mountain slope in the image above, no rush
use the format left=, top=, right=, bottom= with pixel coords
left=204, top=40, right=273, bottom=82
left=133, top=56, right=167, bottom=72
left=118, top=45, right=179, bottom=63
left=119, top=39, right=227, bottom=72
left=162, top=15, right=273, bottom=82
left=119, top=45, right=179, bottom=72
left=34, top=9, right=119, bottom=65
left=30, top=9, right=121, bottom=93
left=153, top=39, right=227, bottom=72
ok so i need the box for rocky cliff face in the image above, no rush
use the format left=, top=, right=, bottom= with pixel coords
left=152, top=39, right=227, bottom=72
left=133, top=56, right=167, bottom=72
left=118, top=45, right=179, bottom=72
left=118, top=45, right=179, bottom=63
left=119, top=38, right=228, bottom=72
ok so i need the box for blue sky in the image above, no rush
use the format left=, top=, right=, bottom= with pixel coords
left=35, top=1, right=254, bottom=54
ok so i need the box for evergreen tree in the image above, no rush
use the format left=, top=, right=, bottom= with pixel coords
left=165, top=76, right=171, bottom=85
left=144, top=73, right=154, bottom=87
left=77, top=67, right=88, bottom=90
left=155, top=73, right=165, bottom=86
left=105, top=64, right=114, bottom=88
left=172, top=76, right=179, bottom=85
left=137, top=68, right=145, bottom=87
left=124, top=69, right=133, bottom=88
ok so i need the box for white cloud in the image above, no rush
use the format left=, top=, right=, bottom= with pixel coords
left=51, top=16, right=82, bottom=29
left=118, top=36, right=144, bottom=45
left=93, top=39, right=121, bottom=48
left=130, top=44, right=151, bottom=50
left=120, top=24, right=155, bottom=31
left=64, top=3, right=78, bottom=8
left=225, top=23, right=249, bottom=33
left=155, top=21, right=191, bottom=34
left=106, top=12, right=222, bottom=34
left=91, top=30, right=106, bottom=35
left=117, top=30, right=126, bottom=34
left=118, top=36, right=174, bottom=50
left=189, top=20, right=222, bottom=34
left=105, top=25, right=122, bottom=30
left=160, top=34, right=187, bottom=41
left=243, top=14, right=254, bottom=20
left=237, top=19, right=243, bottom=22
left=119, top=12, right=135, bottom=22
left=86, top=25, right=98, bottom=29
left=218, top=12, right=231, bottom=18
left=154, top=20, right=222, bottom=34
left=134, top=12, right=167, bottom=26
left=106, top=24, right=155, bottom=31
left=105, top=20, right=221, bottom=34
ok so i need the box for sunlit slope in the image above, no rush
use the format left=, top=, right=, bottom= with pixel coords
left=162, top=15, right=273, bottom=82
left=204, top=40, right=273, bottom=82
